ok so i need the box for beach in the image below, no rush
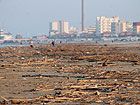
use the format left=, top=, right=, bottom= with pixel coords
left=0, top=42, right=140, bottom=104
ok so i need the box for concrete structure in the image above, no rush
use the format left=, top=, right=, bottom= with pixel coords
left=49, top=22, right=59, bottom=32
left=82, top=0, right=85, bottom=32
left=88, top=26, right=96, bottom=34
left=49, top=31, right=59, bottom=36
left=59, top=20, right=69, bottom=34
left=111, top=20, right=126, bottom=36
left=126, top=23, right=133, bottom=33
left=69, top=26, right=80, bottom=34
left=49, top=22, right=59, bottom=36
left=49, top=20, right=69, bottom=35
left=0, top=29, right=12, bottom=40
left=133, top=22, right=140, bottom=34
left=96, top=16, right=119, bottom=35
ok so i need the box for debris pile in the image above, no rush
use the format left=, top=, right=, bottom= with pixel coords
left=0, top=43, right=140, bottom=104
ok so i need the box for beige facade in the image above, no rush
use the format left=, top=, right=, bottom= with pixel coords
left=111, top=20, right=126, bottom=36
left=88, top=26, right=96, bottom=34
left=96, top=16, right=119, bottom=35
left=126, top=23, right=133, bottom=32
left=49, top=22, right=59, bottom=36
left=49, top=20, right=69, bottom=35
left=50, top=22, right=59, bottom=31
left=133, top=22, right=140, bottom=34
left=59, top=20, right=69, bottom=34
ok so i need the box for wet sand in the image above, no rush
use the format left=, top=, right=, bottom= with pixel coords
left=0, top=42, right=140, bottom=104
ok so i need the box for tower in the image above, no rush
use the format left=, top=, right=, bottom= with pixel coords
left=82, top=0, right=85, bottom=32
left=59, top=20, right=69, bottom=34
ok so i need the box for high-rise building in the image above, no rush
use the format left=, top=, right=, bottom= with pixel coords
left=59, top=20, right=69, bottom=34
left=111, top=20, right=126, bottom=36
left=49, top=21, right=69, bottom=36
left=96, top=16, right=119, bottom=35
left=133, top=22, right=140, bottom=34
left=49, top=22, right=59, bottom=32
left=49, top=22, right=60, bottom=36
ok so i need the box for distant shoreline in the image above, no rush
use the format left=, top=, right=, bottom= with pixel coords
left=1, top=41, right=140, bottom=48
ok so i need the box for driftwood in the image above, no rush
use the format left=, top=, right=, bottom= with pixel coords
left=0, top=77, right=6, bottom=79
left=22, top=74, right=88, bottom=78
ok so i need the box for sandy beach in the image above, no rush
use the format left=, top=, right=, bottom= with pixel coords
left=0, top=42, right=140, bottom=104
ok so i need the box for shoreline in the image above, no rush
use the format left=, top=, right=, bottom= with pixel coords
left=1, top=40, right=140, bottom=47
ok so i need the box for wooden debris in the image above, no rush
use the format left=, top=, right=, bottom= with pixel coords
left=0, top=43, right=140, bottom=104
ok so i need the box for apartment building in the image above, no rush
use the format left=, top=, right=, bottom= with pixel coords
left=59, top=20, right=69, bottom=34
left=49, top=20, right=69, bottom=36
left=111, top=20, right=126, bottom=36
left=96, top=16, right=119, bottom=35
left=133, top=22, right=140, bottom=34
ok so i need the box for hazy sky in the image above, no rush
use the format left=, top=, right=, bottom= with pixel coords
left=0, top=0, right=140, bottom=37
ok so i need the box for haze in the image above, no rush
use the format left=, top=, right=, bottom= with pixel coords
left=0, top=0, right=139, bottom=37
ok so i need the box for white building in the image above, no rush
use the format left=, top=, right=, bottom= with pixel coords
left=49, top=20, right=69, bottom=36
left=111, top=20, right=126, bottom=36
left=59, top=20, right=69, bottom=34
left=49, top=22, right=59, bottom=31
left=96, top=16, right=119, bottom=35
left=87, top=26, right=96, bottom=34
left=0, top=29, right=12, bottom=40
left=49, top=22, right=60, bottom=36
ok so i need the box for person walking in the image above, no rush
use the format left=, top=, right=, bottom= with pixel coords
left=30, top=39, right=34, bottom=48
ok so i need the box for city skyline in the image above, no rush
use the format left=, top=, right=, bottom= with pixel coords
left=0, top=0, right=140, bottom=37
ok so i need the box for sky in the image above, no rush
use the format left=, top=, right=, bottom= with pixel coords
left=0, top=0, right=140, bottom=37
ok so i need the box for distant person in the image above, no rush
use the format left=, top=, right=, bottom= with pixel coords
left=30, top=39, right=34, bottom=48
left=60, top=41, right=62, bottom=44
left=52, top=41, right=55, bottom=46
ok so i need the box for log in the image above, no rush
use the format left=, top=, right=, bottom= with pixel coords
left=0, top=77, right=6, bottom=79
left=10, top=99, right=27, bottom=104
left=1, top=97, right=9, bottom=102
left=35, top=89, right=54, bottom=92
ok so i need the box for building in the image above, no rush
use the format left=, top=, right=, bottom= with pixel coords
left=111, top=20, right=126, bottom=36
left=126, top=23, right=133, bottom=33
left=69, top=26, right=80, bottom=34
left=133, top=22, right=140, bottom=34
left=49, top=31, right=59, bottom=36
left=49, top=22, right=59, bottom=31
left=59, top=20, right=69, bottom=34
left=15, top=35, right=23, bottom=39
left=49, top=20, right=69, bottom=36
left=87, top=26, right=96, bottom=34
left=0, top=29, right=12, bottom=40
left=96, top=16, right=119, bottom=35
left=49, top=22, right=59, bottom=36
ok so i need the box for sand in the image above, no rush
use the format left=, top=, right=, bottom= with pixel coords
left=0, top=42, right=140, bottom=104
